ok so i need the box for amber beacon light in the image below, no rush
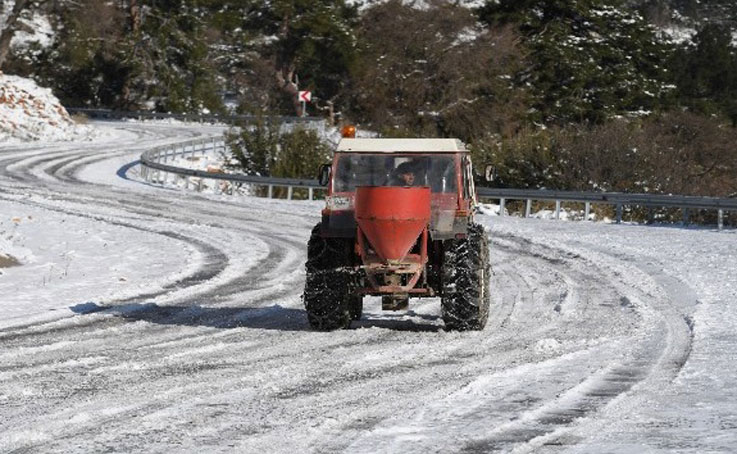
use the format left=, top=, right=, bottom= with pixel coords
left=341, top=125, right=356, bottom=138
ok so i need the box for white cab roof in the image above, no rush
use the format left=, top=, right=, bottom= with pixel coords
left=336, top=138, right=467, bottom=153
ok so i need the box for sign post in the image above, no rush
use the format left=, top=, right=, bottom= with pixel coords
left=298, top=90, right=311, bottom=117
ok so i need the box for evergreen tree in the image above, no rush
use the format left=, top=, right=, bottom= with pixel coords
left=31, top=0, right=223, bottom=112
left=272, top=128, right=331, bottom=179
left=197, top=0, right=273, bottom=113
left=478, top=0, right=674, bottom=124
left=32, top=0, right=131, bottom=108
left=226, top=121, right=330, bottom=180
left=122, top=0, right=223, bottom=112
left=226, top=119, right=280, bottom=176
left=669, top=23, right=737, bottom=125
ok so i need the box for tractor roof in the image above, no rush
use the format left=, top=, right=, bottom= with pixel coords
left=336, top=138, right=467, bottom=153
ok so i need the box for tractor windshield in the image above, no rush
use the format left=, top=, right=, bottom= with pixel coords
left=333, top=154, right=457, bottom=193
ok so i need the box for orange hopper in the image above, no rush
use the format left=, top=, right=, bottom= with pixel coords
left=354, top=186, right=431, bottom=261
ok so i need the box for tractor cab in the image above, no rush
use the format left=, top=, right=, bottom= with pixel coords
left=321, top=138, right=477, bottom=240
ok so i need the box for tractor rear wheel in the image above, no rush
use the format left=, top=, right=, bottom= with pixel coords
left=441, top=223, right=490, bottom=331
left=303, top=224, right=359, bottom=330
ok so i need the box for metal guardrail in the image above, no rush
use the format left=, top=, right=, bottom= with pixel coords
left=139, top=136, right=325, bottom=200
left=477, top=188, right=734, bottom=230
left=68, top=108, right=323, bottom=125
left=140, top=136, right=732, bottom=230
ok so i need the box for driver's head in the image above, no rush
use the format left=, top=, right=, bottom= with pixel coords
left=395, top=161, right=416, bottom=186
left=399, top=170, right=415, bottom=185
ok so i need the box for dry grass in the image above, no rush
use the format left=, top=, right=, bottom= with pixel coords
left=70, top=113, right=90, bottom=124
left=0, top=254, right=20, bottom=268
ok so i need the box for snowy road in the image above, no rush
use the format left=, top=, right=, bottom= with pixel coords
left=1, top=121, right=735, bottom=453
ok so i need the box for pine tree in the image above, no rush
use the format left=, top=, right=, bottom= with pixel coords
left=30, top=0, right=224, bottom=112
left=669, top=23, right=737, bottom=125
left=478, top=0, right=674, bottom=124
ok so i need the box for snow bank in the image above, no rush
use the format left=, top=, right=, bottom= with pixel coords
left=0, top=72, right=94, bottom=143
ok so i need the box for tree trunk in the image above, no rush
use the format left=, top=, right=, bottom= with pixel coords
left=0, top=0, right=29, bottom=69
left=274, top=10, right=302, bottom=116
left=118, top=0, right=141, bottom=109
left=274, top=66, right=302, bottom=116
left=314, top=98, right=335, bottom=124
left=129, top=0, right=141, bottom=33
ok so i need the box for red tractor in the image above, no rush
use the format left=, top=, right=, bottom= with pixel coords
left=303, top=130, right=490, bottom=331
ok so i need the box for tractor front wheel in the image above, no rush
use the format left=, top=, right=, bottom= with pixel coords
left=303, top=224, right=359, bottom=330
left=441, top=223, right=490, bottom=331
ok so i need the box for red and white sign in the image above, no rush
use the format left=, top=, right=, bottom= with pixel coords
left=298, top=91, right=312, bottom=103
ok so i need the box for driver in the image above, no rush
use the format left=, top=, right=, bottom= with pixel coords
left=391, top=161, right=419, bottom=187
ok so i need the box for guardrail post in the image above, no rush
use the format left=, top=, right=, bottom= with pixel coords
left=616, top=204, right=623, bottom=224
left=555, top=200, right=561, bottom=220
left=683, top=208, right=690, bottom=226
left=718, top=209, right=724, bottom=230
left=287, top=186, right=293, bottom=200
left=499, top=198, right=506, bottom=217
left=647, top=208, right=654, bottom=225
left=525, top=199, right=531, bottom=218
left=309, top=188, right=314, bottom=201
left=584, top=202, right=591, bottom=221
left=268, top=185, right=274, bottom=199
left=198, top=178, right=203, bottom=192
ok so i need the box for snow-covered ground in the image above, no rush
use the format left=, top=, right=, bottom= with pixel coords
left=1, top=119, right=736, bottom=453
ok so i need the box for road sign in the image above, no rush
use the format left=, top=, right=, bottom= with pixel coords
left=298, top=91, right=312, bottom=103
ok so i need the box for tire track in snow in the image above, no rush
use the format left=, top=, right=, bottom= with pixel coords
left=344, top=232, right=693, bottom=454
left=457, top=233, right=694, bottom=453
